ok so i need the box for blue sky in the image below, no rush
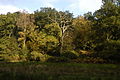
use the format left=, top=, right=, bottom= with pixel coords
left=0, top=0, right=102, bottom=16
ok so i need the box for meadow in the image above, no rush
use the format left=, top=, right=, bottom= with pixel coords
left=0, top=62, right=120, bottom=80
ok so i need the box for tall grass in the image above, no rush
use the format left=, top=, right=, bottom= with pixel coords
left=0, top=62, right=120, bottom=80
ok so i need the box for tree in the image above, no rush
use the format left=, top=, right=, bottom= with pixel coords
left=34, top=7, right=58, bottom=29
left=84, top=12, right=94, bottom=21
left=0, top=13, right=17, bottom=38
left=102, top=0, right=120, bottom=5
left=91, top=1, right=120, bottom=61
left=0, top=37, right=20, bottom=62
left=34, top=8, right=73, bottom=54
left=43, top=23, right=62, bottom=39
left=16, top=11, right=35, bottom=49
left=27, top=27, right=59, bottom=55
left=93, top=2, right=120, bottom=42
left=72, top=16, right=92, bottom=50
left=58, top=11, right=73, bottom=54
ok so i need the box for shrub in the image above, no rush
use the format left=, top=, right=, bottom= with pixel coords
left=95, top=40, right=120, bottom=62
left=0, top=37, right=21, bottom=62
left=47, top=57, right=70, bottom=63
left=2, top=54, right=20, bottom=62
left=61, top=50, right=79, bottom=59
left=29, top=51, right=50, bottom=62
left=72, top=57, right=106, bottom=63
left=98, top=50, right=120, bottom=63
left=47, top=47, right=60, bottom=57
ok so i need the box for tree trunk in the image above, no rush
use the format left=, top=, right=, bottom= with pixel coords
left=60, top=34, right=64, bottom=54
left=23, top=28, right=26, bottom=48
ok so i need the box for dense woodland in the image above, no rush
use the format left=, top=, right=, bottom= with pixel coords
left=0, top=0, right=120, bottom=63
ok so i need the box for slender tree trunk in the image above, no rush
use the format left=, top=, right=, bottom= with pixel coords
left=60, top=27, right=66, bottom=54
left=23, top=37, right=26, bottom=48
left=9, top=29, right=13, bottom=38
left=23, top=28, right=26, bottom=48
left=60, top=34, right=64, bottom=54
left=9, top=32, right=12, bottom=38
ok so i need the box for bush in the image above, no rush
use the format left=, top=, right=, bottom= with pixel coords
left=47, top=57, right=70, bottom=63
left=72, top=57, right=106, bottom=63
left=95, top=40, right=120, bottom=62
left=28, top=51, right=50, bottom=62
left=61, top=50, right=79, bottom=59
left=47, top=47, right=60, bottom=57
left=0, top=37, right=21, bottom=62
left=2, top=54, right=20, bottom=62
left=97, top=50, right=120, bottom=63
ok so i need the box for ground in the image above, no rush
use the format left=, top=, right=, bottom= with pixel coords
left=0, top=62, right=120, bottom=80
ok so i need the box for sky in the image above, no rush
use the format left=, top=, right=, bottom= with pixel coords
left=0, top=0, right=102, bottom=16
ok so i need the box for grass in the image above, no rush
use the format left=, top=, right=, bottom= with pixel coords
left=0, top=62, right=120, bottom=80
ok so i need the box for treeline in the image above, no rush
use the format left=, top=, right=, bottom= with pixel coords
left=0, top=1, right=120, bottom=63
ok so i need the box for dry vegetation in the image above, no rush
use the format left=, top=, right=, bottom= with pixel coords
left=0, top=62, right=120, bottom=80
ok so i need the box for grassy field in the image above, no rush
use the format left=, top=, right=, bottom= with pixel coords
left=0, top=62, right=120, bottom=80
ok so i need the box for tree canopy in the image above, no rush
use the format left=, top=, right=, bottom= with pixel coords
left=0, top=2, right=120, bottom=63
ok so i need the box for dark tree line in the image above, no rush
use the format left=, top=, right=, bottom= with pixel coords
left=0, top=1, right=120, bottom=63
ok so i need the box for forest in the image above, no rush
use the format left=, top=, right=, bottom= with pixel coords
left=0, top=0, right=120, bottom=64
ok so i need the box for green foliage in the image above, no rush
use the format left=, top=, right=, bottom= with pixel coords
left=61, top=50, right=79, bottom=59
left=34, top=7, right=73, bottom=28
left=0, top=5, right=120, bottom=63
left=72, top=16, right=93, bottom=50
left=28, top=51, right=50, bottom=62
left=95, top=40, right=120, bottom=62
left=27, top=31, right=59, bottom=54
left=16, top=11, right=35, bottom=49
left=2, top=54, right=20, bottom=62
left=47, top=57, right=70, bottom=63
left=72, top=57, right=105, bottom=63
left=93, top=2, right=120, bottom=42
left=43, top=23, right=62, bottom=38
left=34, top=7, right=58, bottom=27
left=91, top=2, right=120, bottom=62
left=0, top=13, right=16, bottom=37
left=19, top=47, right=29, bottom=61
left=102, top=0, right=120, bottom=6
left=0, top=37, right=20, bottom=62
left=46, top=46, right=60, bottom=56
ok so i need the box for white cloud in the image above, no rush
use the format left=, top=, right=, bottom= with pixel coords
left=0, top=5, right=22, bottom=14
left=78, top=0, right=102, bottom=12
left=67, top=0, right=102, bottom=16
left=46, top=0, right=58, bottom=3
left=39, top=0, right=58, bottom=8
left=0, top=0, right=102, bottom=16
